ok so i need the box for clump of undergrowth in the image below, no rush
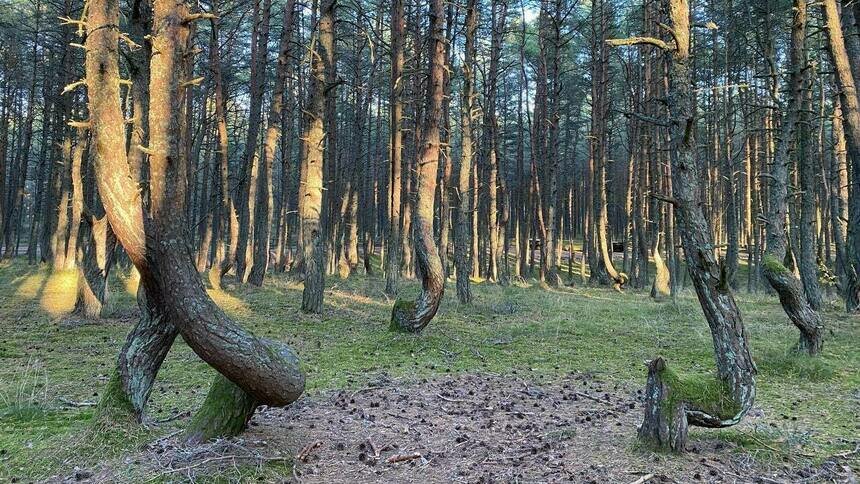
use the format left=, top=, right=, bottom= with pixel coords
left=0, top=358, right=50, bottom=422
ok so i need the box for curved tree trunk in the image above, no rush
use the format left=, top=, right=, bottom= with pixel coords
left=610, top=0, right=756, bottom=452
left=74, top=216, right=117, bottom=319
left=762, top=0, right=823, bottom=355
left=390, top=0, right=445, bottom=333
left=86, top=0, right=304, bottom=427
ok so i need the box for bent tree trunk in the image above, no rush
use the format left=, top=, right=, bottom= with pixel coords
left=74, top=216, right=117, bottom=319
left=762, top=0, right=823, bottom=355
left=390, top=0, right=445, bottom=333
left=609, top=0, right=756, bottom=452
left=185, top=340, right=300, bottom=443
left=86, top=0, right=304, bottom=436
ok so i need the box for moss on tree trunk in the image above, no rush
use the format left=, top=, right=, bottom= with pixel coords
left=184, top=374, right=257, bottom=444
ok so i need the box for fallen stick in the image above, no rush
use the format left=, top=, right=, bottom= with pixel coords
left=58, top=397, right=97, bottom=407
left=627, top=473, right=654, bottom=484
left=386, top=452, right=422, bottom=464
left=367, top=437, right=380, bottom=460
left=575, top=392, right=607, bottom=404
left=297, top=440, right=323, bottom=462
left=437, top=393, right=468, bottom=403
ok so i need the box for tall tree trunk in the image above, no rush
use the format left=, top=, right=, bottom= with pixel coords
left=300, top=0, right=335, bottom=313
left=248, top=0, right=296, bottom=286
left=207, top=14, right=235, bottom=289
left=822, top=0, right=860, bottom=311
left=454, top=0, right=477, bottom=304
left=390, top=0, right=445, bottom=333
left=2, top=0, right=40, bottom=260
left=235, top=0, right=272, bottom=282
left=610, top=0, right=756, bottom=452
left=763, top=0, right=823, bottom=355
left=798, top=77, right=823, bottom=310
left=385, top=0, right=405, bottom=296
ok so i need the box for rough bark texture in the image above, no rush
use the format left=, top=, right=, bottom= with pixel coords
left=98, top=285, right=177, bottom=420
left=823, top=0, right=860, bottom=312
left=248, top=0, right=296, bottom=286
left=185, top=340, right=300, bottom=443
left=611, top=0, right=756, bottom=452
left=385, top=0, right=405, bottom=297
left=86, top=0, right=305, bottom=423
left=390, top=0, right=445, bottom=333
left=762, top=0, right=823, bottom=355
left=454, top=0, right=477, bottom=304
left=300, top=0, right=334, bottom=313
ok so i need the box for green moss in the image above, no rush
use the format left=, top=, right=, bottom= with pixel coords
left=659, top=366, right=742, bottom=421
left=762, top=254, right=790, bottom=276
left=184, top=374, right=257, bottom=444
left=389, top=298, right=416, bottom=332
left=95, top=370, right=136, bottom=423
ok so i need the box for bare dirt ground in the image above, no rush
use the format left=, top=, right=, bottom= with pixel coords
left=81, top=373, right=858, bottom=483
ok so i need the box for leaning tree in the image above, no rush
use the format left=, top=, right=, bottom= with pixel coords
left=761, top=0, right=824, bottom=355
left=608, top=0, right=756, bottom=452
left=81, top=0, right=304, bottom=441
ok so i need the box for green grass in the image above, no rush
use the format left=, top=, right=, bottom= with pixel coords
left=0, top=257, right=858, bottom=480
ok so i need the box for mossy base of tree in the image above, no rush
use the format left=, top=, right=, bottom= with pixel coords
left=390, top=299, right=417, bottom=332
left=638, top=357, right=743, bottom=452
left=95, top=370, right=137, bottom=424
left=762, top=254, right=824, bottom=356
left=184, top=374, right=258, bottom=444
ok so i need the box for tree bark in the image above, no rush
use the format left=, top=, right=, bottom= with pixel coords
left=74, top=215, right=117, bottom=319
left=248, top=0, right=297, bottom=286
left=762, top=0, right=823, bottom=355
left=300, top=0, right=335, bottom=313
left=822, top=0, right=860, bottom=312
left=86, top=0, right=304, bottom=426
left=610, top=0, right=756, bottom=452
left=385, top=0, right=405, bottom=296
left=390, top=0, right=445, bottom=333
left=454, top=0, right=477, bottom=304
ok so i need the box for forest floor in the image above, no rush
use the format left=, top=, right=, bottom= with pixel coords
left=0, top=258, right=858, bottom=483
